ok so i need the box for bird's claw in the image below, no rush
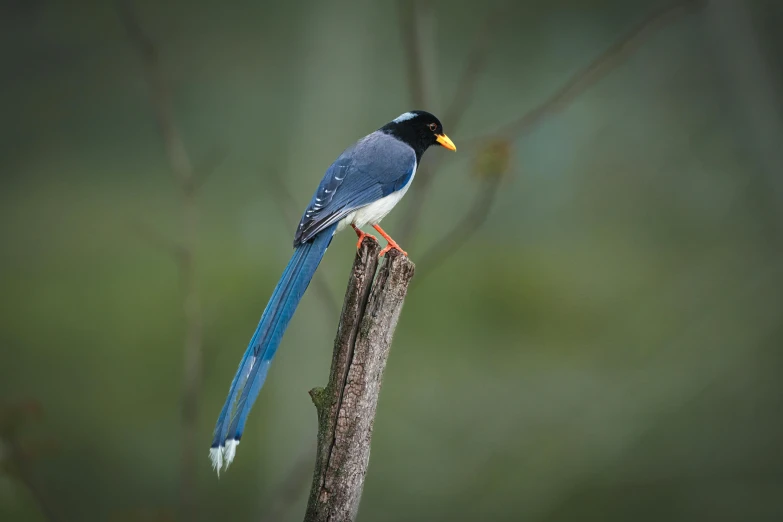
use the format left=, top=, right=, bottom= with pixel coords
left=352, top=226, right=378, bottom=249
left=379, top=242, right=407, bottom=257
left=356, top=233, right=378, bottom=249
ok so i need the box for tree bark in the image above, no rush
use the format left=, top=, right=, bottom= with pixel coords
left=304, top=238, right=416, bottom=522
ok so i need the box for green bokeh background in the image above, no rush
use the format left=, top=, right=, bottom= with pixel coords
left=2, top=1, right=783, bottom=521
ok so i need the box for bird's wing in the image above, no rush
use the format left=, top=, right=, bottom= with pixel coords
left=293, top=131, right=416, bottom=246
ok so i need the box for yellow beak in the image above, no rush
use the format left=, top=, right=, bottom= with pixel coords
left=436, top=134, right=457, bottom=151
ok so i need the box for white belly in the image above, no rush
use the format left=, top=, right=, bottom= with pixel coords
left=337, top=160, right=416, bottom=231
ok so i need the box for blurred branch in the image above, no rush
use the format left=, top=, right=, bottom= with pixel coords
left=441, top=1, right=511, bottom=131
left=704, top=0, right=783, bottom=237
left=305, top=240, right=415, bottom=522
left=415, top=177, right=500, bottom=281
left=1, top=401, right=64, bottom=522
left=397, top=0, right=429, bottom=109
left=267, top=171, right=342, bottom=318
left=414, top=140, right=511, bottom=283
left=130, top=221, right=185, bottom=260
left=117, top=2, right=207, bottom=520
left=192, top=144, right=230, bottom=192
left=463, top=0, right=705, bottom=148
left=397, top=1, right=509, bottom=245
left=400, top=0, right=703, bottom=255
left=117, top=1, right=193, bottom=189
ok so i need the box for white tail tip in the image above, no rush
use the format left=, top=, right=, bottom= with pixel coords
left=224, top=439, right=239, bottom=470
left=209, top=440, right=240, bottom=476
left=209, top=446, right=224, bottom=477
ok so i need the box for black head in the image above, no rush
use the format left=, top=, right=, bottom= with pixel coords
left=380, top=110, right=456, bottom=161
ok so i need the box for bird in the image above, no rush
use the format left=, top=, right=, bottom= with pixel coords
left=209, top=110, right=456, bottom=474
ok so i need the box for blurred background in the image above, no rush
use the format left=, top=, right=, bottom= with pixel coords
left=2, top=0, right=783, bottom=520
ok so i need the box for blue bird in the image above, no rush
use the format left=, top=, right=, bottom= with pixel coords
left=209, top=110, right=456, bottom=473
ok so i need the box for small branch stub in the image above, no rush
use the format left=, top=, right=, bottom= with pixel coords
left=304, top=238, right=415, bottom=522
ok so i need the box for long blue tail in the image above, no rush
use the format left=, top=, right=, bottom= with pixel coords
left=209, top=223, right=337, bottom=474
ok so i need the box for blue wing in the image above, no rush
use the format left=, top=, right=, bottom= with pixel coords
left=293, top=131, right=416, bottom=246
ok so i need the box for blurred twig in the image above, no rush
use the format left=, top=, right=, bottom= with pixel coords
left=130, top=221, right=185, bottom=260
left=441, top=1, right=512, bottom=131
left=193, top=144, right=230, bottom=192
left=1, top=401, right=63, bottom=522
left=704, top=0, right=783, bottom=237
left=400, top=0, right=703, bottom=261
left=414, top=140, right=511, bottom=283
left=414, top=177, right=501, bottom=282
left=117, top=2, right=217, bottom=519
left=397, top=0, right=429, bottom=109
left=267, top=172, right=342, bottom=318
left=397, top=0, right=510, bottom=246
left=463, top=0, right=705, bottom=148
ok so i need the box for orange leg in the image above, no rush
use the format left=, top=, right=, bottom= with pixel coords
left=372, top=224, right=408, bottom=257
left=351, top=224, right=377, bottom=249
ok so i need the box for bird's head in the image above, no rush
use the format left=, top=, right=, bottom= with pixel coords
left=380, top=110, right=456, bottom=158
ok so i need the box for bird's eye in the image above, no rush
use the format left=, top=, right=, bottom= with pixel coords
left=428, top=123, right=437, bottom=132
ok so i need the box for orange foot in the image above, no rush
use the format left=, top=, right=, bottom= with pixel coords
left=351, top=224, right=377, bottom=249
left=373, top=224, right=408, bottom=257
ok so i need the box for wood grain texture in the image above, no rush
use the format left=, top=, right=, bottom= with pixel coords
left=304, top=238, right=416, bottom=522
